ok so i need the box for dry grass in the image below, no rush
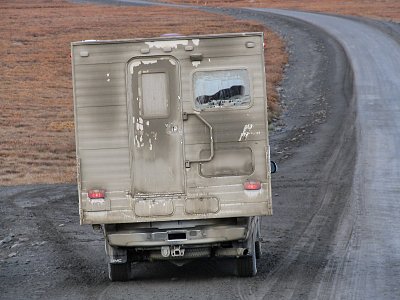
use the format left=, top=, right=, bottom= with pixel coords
left=0, top=0, right=287, bottom=185
left=167, top=0, right=400, bottom=22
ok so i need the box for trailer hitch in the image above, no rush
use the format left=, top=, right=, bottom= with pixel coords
left=161, top=245, right=185, bottom=257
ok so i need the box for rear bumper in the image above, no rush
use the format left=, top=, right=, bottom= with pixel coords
left=106, top=224, right=248, bottom=247
left=80, top=185, right=272, bottom=225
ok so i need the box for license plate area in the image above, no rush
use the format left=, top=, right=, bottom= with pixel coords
left=132, top=195, right=185, bottom=217
left=168, top=232, right=187, bottom=241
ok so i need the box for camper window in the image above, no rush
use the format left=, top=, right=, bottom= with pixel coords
left=193, top=69, right=250, bottom=109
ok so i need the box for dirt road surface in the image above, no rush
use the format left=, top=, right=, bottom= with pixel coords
left=254, top=9, right=400, bottom=299
left=1, top=5, right=399, bottom=299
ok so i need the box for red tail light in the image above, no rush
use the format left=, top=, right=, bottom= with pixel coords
left=244, top=181, right=261, bottom=190
left=88, top=189, right=105, bottom=199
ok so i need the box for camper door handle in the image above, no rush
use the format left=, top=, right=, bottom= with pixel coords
left=183, top=112, right=214, bottom=167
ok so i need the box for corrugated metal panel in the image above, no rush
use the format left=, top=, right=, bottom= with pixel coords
left=79, top=148, right=130, bottom=191
left=74, top=63, right=126, bottom=107
left=74, top=63, right=125, bottom=80
left=75, top=93, right=127, bottom=109
left=183, top=105, right=266, bottom=145
left=75, top=78, right=125, bottom=90
left=73, top=43, right=141, bottom=65
left=76, top=105, right=128, bottom=149
left=72, top=36, right=261, bottom=65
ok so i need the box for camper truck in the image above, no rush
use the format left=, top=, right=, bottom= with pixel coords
left=71, top=32, right=275, bottom=281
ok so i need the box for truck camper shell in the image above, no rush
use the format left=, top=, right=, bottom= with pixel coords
left=71, top=32, right=273, bottom=280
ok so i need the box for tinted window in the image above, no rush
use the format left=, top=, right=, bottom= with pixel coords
left=193, top=69, right=250, bottom=109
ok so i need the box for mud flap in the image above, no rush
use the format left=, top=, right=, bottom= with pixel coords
left=105, top=240, right=127, bottom=264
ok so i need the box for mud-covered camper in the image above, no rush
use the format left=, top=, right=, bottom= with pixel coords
left=71, top=32, right=275, bottom=281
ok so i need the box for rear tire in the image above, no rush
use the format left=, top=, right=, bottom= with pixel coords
left=255, top=217, right=262, bottom=259
left=108, top=262, right=131, bottom=282
left=255, top=240, right=262, bottom=259
left=237, top=218, right=258, bottom=277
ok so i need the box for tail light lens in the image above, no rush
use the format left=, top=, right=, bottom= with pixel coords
left=88, top=189, right=105, bottom=199
left=244, top=181, right=261, bottom=190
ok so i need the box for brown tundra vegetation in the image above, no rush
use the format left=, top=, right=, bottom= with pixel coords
left=2, top=0, right=397, bottom=186
left=0, top=0, right=286, bottom=185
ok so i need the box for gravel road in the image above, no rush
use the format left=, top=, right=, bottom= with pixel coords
left=1, top=4, right=399, bottom=299
left=254, top=9, right=400, bottom=299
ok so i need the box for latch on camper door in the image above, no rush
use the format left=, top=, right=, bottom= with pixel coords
left=183, top=112, right=214, bottom=168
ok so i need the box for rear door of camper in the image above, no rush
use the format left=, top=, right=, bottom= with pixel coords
left=128, top=57, right=185, bottom=196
